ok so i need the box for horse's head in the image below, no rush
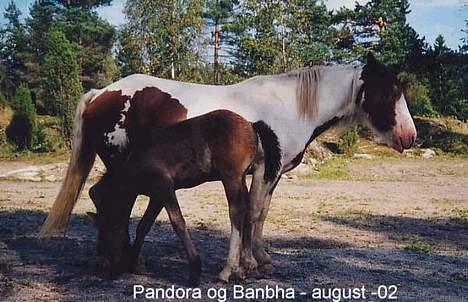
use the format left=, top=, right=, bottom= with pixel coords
left=357, top=52, right=417, bottom=152
left=87, top=175, right=132, bottom=276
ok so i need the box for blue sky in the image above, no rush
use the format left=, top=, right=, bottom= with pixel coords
left=1, top=0, right=467, bottom=50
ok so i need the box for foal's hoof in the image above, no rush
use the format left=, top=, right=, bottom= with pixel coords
left=241, top=257, right=258, bottom=272
left=232, top=269, right=246, bottom=282
left=258, top=262, right=274, bottom=272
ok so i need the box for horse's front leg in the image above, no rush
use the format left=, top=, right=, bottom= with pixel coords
left=218, top=175, right=248, bottom=283
left=158, top=187, right=201, bottom=286
left=130, top=197, right=164, bottom=272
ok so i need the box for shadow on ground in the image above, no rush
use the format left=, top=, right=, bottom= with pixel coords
left=0, top=209, right=467, bottom=301
left=322, top=214, right=468, bottom=251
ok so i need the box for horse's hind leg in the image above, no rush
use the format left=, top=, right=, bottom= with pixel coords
left=243, top=163, right=280, bottom=271
left=157, top=187, right=201, bottom=286
left=130, top=197, right=164, bottom=271
left=218, top=175, right=248, bottom=283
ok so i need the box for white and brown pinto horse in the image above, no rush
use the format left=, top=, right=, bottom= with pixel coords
left=39, top=52, right=416, bottom=270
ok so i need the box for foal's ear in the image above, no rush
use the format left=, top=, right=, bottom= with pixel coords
left=86, top=212, right=98, bottom=227
left=366, top=52, right=377, bottom=65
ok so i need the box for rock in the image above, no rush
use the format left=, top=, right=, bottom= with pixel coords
left=353, top=153, right=374, bottom=160
left=421, top=148, right=436, bottom=159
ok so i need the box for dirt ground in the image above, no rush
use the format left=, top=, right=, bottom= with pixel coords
left=0, top=156, right=467, bottom=301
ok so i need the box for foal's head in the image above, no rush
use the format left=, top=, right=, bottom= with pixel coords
left=357, top=52, right=417, bottom=152
left=87, top=174, right=132, bottom=275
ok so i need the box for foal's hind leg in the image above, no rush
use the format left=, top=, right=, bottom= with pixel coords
left=218, top=175, right=248, bottom=283
left=156, top=187, right=201, bottom=286
left=130, top=197, right=164, bottom=271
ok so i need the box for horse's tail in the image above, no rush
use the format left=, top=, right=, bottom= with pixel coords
left=252, top=121, right=282, bottom=183
left=38, top=89, right=99, bottom=237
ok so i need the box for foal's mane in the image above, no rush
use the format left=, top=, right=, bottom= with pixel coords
left=288, top=64, right=363, bottom=121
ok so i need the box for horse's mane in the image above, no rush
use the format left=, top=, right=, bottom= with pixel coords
left=289, top=64, right=363, bottom=121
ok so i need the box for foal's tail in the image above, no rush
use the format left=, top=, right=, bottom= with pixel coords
left=252, top=121, right=282, bottom=183
left=38, top=89, right=99, bottom=238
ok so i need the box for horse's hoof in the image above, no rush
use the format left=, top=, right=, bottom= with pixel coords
left=217, top=270, right=230, bottom=284
left=241, top=257, right=258, bottom=272
left=189, top=276, right=200, bottom=287
left=232, top=269, right=246, bottom=282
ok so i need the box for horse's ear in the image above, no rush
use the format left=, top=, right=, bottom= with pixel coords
left=366, top=52, right=377, bottom=65
left=86, top=212, right=98, bottom=227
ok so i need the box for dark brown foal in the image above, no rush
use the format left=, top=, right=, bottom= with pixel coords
left=88, top=109, right=258, bottom=284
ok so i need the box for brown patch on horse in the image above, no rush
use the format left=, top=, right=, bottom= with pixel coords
left=82, top=87, right=188, bottom=168
left=83, top=90, right=130, bottom=165
left=361, top=53, right=402, bottom=133
left=126, top=87, right=187, bottom=146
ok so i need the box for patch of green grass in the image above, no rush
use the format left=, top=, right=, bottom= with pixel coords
left=449, top=208, right=468, bottom=221
left=404, top=243, right=433, bottom=254
left=337, top=208, right=373, bottom=218
left=17, top=278, right=35, bottom=288
left=306, top=157, right=350, bottom=180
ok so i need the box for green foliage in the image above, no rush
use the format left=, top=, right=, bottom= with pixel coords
left=6, top=112, right=33, bottom=151
left=337, top=126, right=360, bottom=156
left=286, top=0, right=333, bottom=66
left=398, top=72, right=437, bottom=117
left=6, top=84, right=36, bottom=151
left=118, top=0, right=204, bottom=79
left=31, top=123, right=54, bottom=153
left=53, top=8, right=117, bottom=89
left=227, top=0, right=286, bottom=75
left=43, top=30, right=83, bottom=141
left=0, top=1, right=29, bottom=99
left=10, top=84, right=35, bottom=119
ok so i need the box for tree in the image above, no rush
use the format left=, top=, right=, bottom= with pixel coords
left=286, top=0, right=333, bottom=66
left=6, top=84, right=36, bottom=150
left=333, top=0, right=416, bottom=66
left=427, top=35, right=467, bottom=119
left=118, top=0, right=204, bottom=80
left=43, top=30, right=83, bottom=141
left=228, top=0, right=286, bottom=76
left=0, top=1, right=29, bottom=99
left=204, top=0, right=238, bottom=83
left=24, top=1, right=59, bottom=105
left=54, top=7, right=117, bottom=89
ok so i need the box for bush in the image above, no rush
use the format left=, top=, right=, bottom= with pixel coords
left=31, top=124, right=53, bottom=152
left=6, top=112, right=33, bottom=150
left=338, top=125, right=360, bottom=156
left=399, top=72, right=437, bottom=117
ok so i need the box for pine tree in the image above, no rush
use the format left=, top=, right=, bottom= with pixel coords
left=334, top=0, right=416, bottom=66
left=6, top=84, right=36, bottom=150
left=286, top=0, right=332, bottom=66
left=204, top=0, right=238, bottom=83
left=0, top=1, right=29, bottom=99
left=43, top=30, right=83, bottom=141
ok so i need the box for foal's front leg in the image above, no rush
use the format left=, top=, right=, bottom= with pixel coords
left=131, top=197, right=164, bottom=271
left=218, top=175, right=248, bottom=283
left=158, top=188, right=201, bottom=286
